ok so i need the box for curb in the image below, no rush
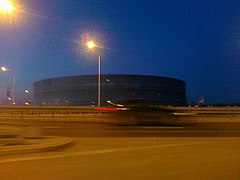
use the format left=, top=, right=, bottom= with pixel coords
left=0, top=136, right=74, bottom=156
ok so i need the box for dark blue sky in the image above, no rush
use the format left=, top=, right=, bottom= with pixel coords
left=0, top=0, right=239, bottom=104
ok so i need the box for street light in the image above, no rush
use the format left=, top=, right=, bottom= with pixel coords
left=87, top=41, right=96, bottom=49
left=24, top=89, right=29, bottom=94
left=86, top=40, right=101, bottom=106
left=0, top=0, right=14, bottom=13
left=24, top=89, right=31, bottom=105
left=1, top=66, right=16, bottom=105
left=0, top=0, right=24, bottom=28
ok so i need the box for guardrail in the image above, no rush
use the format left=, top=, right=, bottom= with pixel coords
left=0, top=105, right=239, bottom=124
left=167, top=106, right=240, bottom=123
left=0, top=105, right=139, bottom=124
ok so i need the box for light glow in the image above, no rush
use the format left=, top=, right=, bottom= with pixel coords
left=87, top=41, right=96, bottom=49
left=1, top=66, right=7, bottom=72
left=0, top=0, right=14, bottom=12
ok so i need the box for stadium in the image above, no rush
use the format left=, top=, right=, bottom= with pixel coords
left=33, top=74, right=186, bottom=106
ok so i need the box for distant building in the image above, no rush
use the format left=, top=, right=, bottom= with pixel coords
left=33, top=74, right=186, bottom=106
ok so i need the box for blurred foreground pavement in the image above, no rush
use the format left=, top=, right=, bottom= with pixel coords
left=0, top=137, right=239, bottom=180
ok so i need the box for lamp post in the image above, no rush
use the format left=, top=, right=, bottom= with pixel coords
left=24, top=89, right=31, bottom=105
left=87, top=40, right=101, bottom=106
left=1, top=66, right=16, bottom=105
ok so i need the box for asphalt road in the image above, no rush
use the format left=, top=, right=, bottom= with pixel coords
left=40, top=121, right=240, bottom=138
left=0, top=136, right=240, bottom=180
left=0, top=121, right=240, bottom=179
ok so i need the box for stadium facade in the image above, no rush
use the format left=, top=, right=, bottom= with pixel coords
left=33, top=74, right=186, bottom=106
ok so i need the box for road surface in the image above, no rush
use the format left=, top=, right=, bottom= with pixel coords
left=0, top=121, right=239, bottom=179
left=40, top=121, right=240, bottom=137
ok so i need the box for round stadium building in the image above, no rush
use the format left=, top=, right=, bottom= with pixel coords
left=33, top=74, right=186, bottom=106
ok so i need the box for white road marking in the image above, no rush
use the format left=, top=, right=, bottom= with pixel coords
left=0, top=141, right=210, bottom=163
left=142, top=126, right=184, bottom=130
left=43, top=126, right=62, bottom=129
left=173, top=112, right=198, bottom=116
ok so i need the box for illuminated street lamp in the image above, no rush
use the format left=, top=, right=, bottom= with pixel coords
left=1, top=66, right=16, bottom=104
left=1, top=66, right=7, bottom=72
left=0, top=0, right=23, bottom=28
left=87, top=40, right=101, bottom=106
left=0, top=0, right=14, bottom=13
left=24, top=89, right=29, bottom=94
left=87, top=41, right=96, bottom=49
left=24, top=89, right=31, bottom=105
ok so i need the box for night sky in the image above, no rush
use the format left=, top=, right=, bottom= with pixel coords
left=0, top=0, right=239, bottom=104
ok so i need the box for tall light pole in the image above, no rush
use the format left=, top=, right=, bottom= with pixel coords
left=1, top=66, right=16, bottom=105
left=87, top=40, right=101, bottom=106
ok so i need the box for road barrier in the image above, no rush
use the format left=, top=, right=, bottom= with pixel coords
left=0, top=105, right=239, bottom=125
